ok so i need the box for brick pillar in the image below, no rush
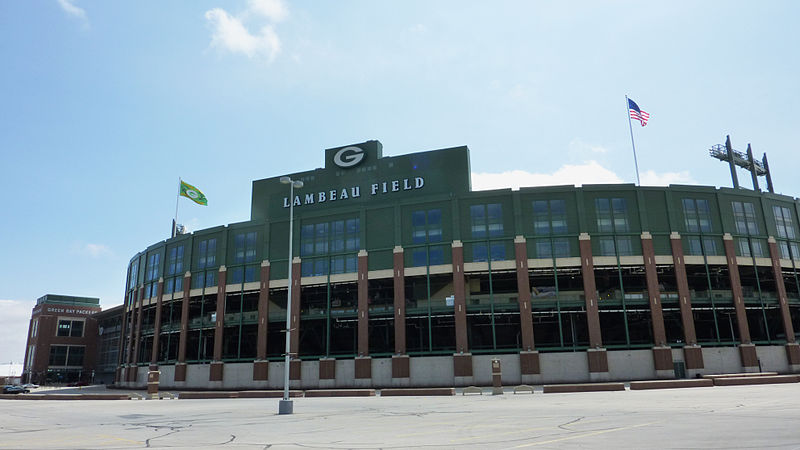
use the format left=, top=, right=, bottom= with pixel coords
left=210, top=266, right=226, bottom=381
left=254, top=261, right=270, bottom=381
left=130, top=285, right=145, bottom=382
left=723, top=233, right=758, bottom=369
left=150, top=278, right=165, bottom=365
left=175, top=271, right=191, bottom=382
left=452, top=240, right=472, bottom=379
left=767, top=237, right=800, bottom=369
left=579, top=233, right=608, bottom=378
left=289, top=257, right=302, bottom=380
left=117, top=292, right=129, bottom=383
left=670, top=232, right=703, bottom=372
left=641, top=233, right=673, bottom=377
left=355, top=250, right=372, bottom=379
left=392, top=246, right=409, bottom=379
left=514, top=236, right=540, bottom=377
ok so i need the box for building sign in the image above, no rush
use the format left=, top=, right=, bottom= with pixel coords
left=283, top=177, right=425, bottom=208
left=332, top=146, right=365, bottom=168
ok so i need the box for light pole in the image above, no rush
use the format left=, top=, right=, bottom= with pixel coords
left=279, top=176, right=303, bottom=415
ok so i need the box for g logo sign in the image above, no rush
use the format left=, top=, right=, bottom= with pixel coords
left=333, top=146, right=365, bottom=168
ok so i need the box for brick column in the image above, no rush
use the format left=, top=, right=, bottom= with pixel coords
left=392, top=246, right=409, bottom=379
left=452, top=240, right=472, bottom=379
left=670, top=232, right=703, bottom=371
left=723, top=233, right=758, bottom=369
left=767, top=237, right=800, bottom=369
left=289, top=257, right=302, bottom=381
left=254, top=261, right=270, bottom=381
left=150, top=278, right=165, bottom=365
left=130, top=285, right=145, bottom=382
left=514, top=236, right=540, bottom=376
left=210, top=266, right=226, bottom=381
left=175, top=271, right=191, bottom=382
left=641, top=233, right=673, bottom=377
left=579, top=233, right=608, bottom=378
left=148, top=278, right=164, bottom=397
left=116, top=292, right=129, bottom=383
left=355, top=250, right=371, bottom=379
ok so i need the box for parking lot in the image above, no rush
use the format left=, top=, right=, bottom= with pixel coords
left=1, top=384, right=799, bottom=449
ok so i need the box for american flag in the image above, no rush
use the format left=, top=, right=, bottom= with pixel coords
left=628, top=98, right=649, bottom=126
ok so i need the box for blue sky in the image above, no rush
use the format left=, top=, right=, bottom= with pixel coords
left=1, top=0, right=798, bottom=363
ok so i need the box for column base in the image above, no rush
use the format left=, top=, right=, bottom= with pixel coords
left=147, top=365, right=160, bottom=396
left=392, top=355, right=410, bottom=379
left=653, top=346, right=674, bottom=378
left=587, top=348, right=609, bottom=373
left=520, top=351, right=540, bottom=375
left=253, top=360, right=269, bottom=381
left=739, top=343, right=759, bottom=370
left=209, top=362, right=224, bottom=381
left=289, top=359, right=302, bottom=381
left=785, top=343, right=800, bottom=368
left=683, top=345, right=704, bottom=370
left=355, top=356, right=372, bottom=379
left=174, top=363, right=187, bottom=382
left=319, top=358, right=336, bottom=388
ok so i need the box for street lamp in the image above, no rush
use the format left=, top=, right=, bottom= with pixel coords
left=279, top=176, right=303, bottom=415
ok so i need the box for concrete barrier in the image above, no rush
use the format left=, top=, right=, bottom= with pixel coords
left=702, top=372, right=778, bottom=379
left=0, top=394, right=130, bottom=400
left=236, top=390, right=303, bottom=398
left=380, top=388, right=455, bottom=396
left=542, top=383, right=625, bottom=394
left=712, top=375, right=799, bottom=386
left=629, top=379, right=713, bottom=390
left=178, top=391, right=239, bottom=399
left=304, top=389, right=375, bottom=397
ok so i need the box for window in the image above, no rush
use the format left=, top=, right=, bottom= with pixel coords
left=31, top=319, right=38, bottom=338
left=732, top=201, right=764, bottom=257
left=682, top=199, right=718, bottom=256
left=197, top=238, right=217, bottom=269
left=774, top=206, right=800, bottom=259
left=48, top=345, right=85, bottom=367
left=300, top=218, right=360, bottom=276
left=595, top=198, right=632, bottom=256
left=231, top=231, right=258, bottom=283
left=470, top=203, right=505, bottom=261
left=144, top=252, right=161, bottom=298
left=129, top=260, right=139, bottom=289
left=411, top=209, right=444, bottom=266
left=56, top=319, right=84, bottom=337
left=532, top=200, right=570, bottom=258
left=164, top=245, right=184, bottom=294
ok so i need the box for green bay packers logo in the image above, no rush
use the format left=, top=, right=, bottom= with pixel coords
left=185, top=189, right=200, bottom=199
left=333, top=146, right=365, bottom=168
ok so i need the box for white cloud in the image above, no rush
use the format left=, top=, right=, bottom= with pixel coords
left=247, top=0, right=288, bottom=22
left=640, top=169, right=695, bottom=186
left=205, top=0, right=288, bottom=61
left=472, top=161, right=624, bottom=191
left=56, top=0, right=87, bottom=22
left=0, top=299, right=35, bottom=364
left=70, top=242, right=113, bottom=259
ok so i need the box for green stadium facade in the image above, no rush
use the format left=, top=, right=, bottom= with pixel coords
left=116, top=141, right=800, bottom=389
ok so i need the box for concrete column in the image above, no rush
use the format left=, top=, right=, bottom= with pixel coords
left=175, top=271, right=191, bottom=382
left=514, top=236, right=540, bottom=382
left=210, top=266, right=227, bottom=381
left=451, top=240, right=472, bottom=382
left=723, top=233, right=759, bottom=370
left=392, top=246, right=409, bottom=381
left=641, top=232, right=673, bottom=378
left=289, top=257, right=302, bottom=381
left=254, top=261, right=270, bottom=381
left=669, top=232, right=704, bottom=374
left=355, top=250, right=372, bottom=380
left=579, top=233, right=608, bottom=380
left=767, top=237, right=800, bottom=371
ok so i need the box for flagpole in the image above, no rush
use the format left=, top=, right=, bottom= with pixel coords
left=173, top=177, right=181, bottom=238
left=626, top=95, right=641, bottom=186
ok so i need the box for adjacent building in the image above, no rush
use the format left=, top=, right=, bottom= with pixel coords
left=115, top=140, right=800, bottom=389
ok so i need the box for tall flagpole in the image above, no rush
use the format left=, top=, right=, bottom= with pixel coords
left=625, top=95, right=641, bottom=186
left=173, top=177, right=181, bottom=238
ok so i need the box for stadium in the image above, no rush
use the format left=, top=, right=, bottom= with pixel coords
left=115, top=140, right=800, bottom=390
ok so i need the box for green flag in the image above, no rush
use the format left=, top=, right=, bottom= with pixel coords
left=180, top=180, right=208, bottom=206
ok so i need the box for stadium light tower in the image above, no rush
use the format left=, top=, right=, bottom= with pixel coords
left=279, top=176, right=303, bottom=415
